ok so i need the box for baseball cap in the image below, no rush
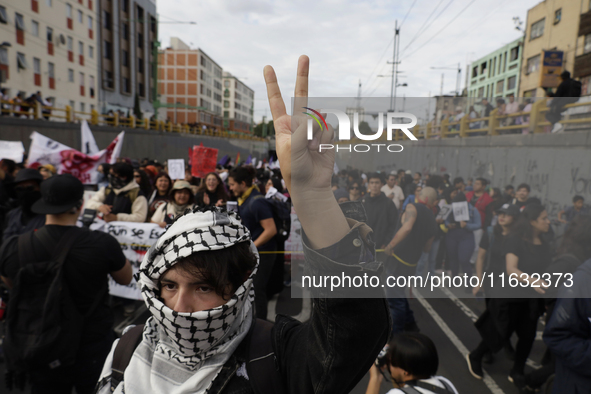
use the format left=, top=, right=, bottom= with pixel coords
left=13, top=168, right=44, bottom=185
left=496, top=203, right=520, bottom=216
left=32, top=174, right=84, bottom=214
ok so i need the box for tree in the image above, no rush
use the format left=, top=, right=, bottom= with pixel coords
left=133, top=94, right=142, bottom=120
left=254, top=120, right=274, bottom=137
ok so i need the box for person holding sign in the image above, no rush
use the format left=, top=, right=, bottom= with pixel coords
left=445, top=192, right=481, bottom=280
left=151, top=181, right=196, bottom=228
left=94, top=56, right=389, bottom=394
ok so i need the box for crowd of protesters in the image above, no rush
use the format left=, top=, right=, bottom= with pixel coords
left=0, top=151, right=590, bottom=393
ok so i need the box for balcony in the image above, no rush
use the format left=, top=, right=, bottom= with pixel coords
left=574, top=52, right=591, bottom=79
left=579, top=11, right=591, bottom=37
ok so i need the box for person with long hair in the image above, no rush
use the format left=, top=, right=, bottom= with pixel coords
left=134, top=169, right=153, bottom=201
left=147, top=173, right=172, bottom=220
left=348, top=179, right=364, bottom=202
left=195, top=172, right=229, bottom=208
left=151, top=181, right=196, bottom=228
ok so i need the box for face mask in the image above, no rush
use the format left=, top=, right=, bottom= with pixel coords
left=108, top=174, right=127, bottom=189
left=16, top=187, right=41, bottom=211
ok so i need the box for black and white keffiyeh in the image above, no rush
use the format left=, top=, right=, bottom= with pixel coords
left=104, top=207, right=259, bottom=394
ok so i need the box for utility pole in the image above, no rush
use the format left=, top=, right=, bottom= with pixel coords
left=388, top=21, right=401, bottom=112
left=432, top=64, right=462, bottom=96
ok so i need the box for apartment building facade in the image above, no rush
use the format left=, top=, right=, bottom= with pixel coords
left=157, top=38, right=223, bottom=131
left=0, top=0, right=99, bottom=112
left=468, top=37, right=523, bottom=99
left=99, top=0, right=156, bottom=116
left=222, top=72, right=254, bottom=133
left=573, top=1, right=591, bottom=96
left=519, top=0, right=588, bottom=97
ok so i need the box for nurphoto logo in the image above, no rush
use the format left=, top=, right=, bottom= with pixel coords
left=303, top=107, right=419, bottom=153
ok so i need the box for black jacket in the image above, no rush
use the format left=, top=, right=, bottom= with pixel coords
left=543, top=259, right=591, bottom=393
left=362, top=192, right=399, bottom=248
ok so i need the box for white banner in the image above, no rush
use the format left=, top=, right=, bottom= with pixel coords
left=0, top=140, right=25, bottom=162
left=102, top=222, right=165, bottom=300
left=27, top=131, right=124, bottom=184
left=81, top=120, right=99, bottom=155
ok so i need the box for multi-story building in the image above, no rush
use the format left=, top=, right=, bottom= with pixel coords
left=468, top=37, right=523, bottom=99
left=0, top=0, right=99, bottom=113
left=98, top=0, right=156, bottom=117
left=157, top=37, right=223, bottom=130
left=222, top=72, right=253, bottom=133
left=573, top=2, right=591, bottom=96
left=519, top=0, right=587, bottom=97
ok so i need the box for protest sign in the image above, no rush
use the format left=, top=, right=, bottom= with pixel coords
left=168, top=159, right=185, bottom=180
left=191, top=143, right=218, bottom=178
left=103, top=222, right=165, bottom=300
left=452, top=201, right=470, bottom=222
left=27, top=131, right=124, bottom=184
left=0, top=141, right=25, bottom=162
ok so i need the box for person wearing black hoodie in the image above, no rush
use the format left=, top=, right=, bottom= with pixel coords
left=362, top=173, right=399, bottom=250
left=2, top=169, right=46, bottom=241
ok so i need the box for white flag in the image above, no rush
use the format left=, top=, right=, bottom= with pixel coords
left=251, top=158, right=257, bottom=168
left=107, top=131, right=125, bottom=164
left=81, top=120, right=99, bottom=155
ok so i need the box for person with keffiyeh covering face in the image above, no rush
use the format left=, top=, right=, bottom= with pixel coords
left=95, top=56, right=391, bottom=394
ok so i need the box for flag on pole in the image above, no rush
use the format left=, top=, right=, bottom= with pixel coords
left=217, top=155, right=229, bottom=167
left=235, top=152, right=241, bottom=166
left=81, top=120, right=99, bottom=155
left=245, top=155, right=252, bottom=165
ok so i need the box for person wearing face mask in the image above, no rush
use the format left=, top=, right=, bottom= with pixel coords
left=2, top=169, right=46, bottom=241
left=151, top=181, right=196, bottom=228
left=86, top=163, right=148, bottom=223
left=366, top=333, right=458, bottom=394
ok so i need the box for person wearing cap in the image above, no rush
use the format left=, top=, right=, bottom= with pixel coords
left=86, top=162, right=148, bottom=223
left=0, top=174, right=133, bottom=394
left=151, top=181, right=196, bottom=228
left=2, top=168, right=46, bottom=241
left=466, top=203, right=521, bottom=380
left=39, top=164, right=57, bottom=180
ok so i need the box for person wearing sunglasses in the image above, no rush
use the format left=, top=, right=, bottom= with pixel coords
left=349, top=179, right=364, bottom=202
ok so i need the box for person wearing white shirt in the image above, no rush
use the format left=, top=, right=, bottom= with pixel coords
left=381, top=173, right=404, bottom=210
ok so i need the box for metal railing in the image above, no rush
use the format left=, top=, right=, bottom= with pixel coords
left=0, top=100, right=266, bottom=142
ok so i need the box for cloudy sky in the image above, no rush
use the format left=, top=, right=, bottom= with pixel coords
left=156, top=0, right=542, bottom=123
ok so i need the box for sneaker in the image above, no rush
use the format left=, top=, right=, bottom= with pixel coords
left=551, top=123, right=564, bottom=133
left=466, top=353, right=484, bottom=379
left=508, top=371, right=526, bottom=389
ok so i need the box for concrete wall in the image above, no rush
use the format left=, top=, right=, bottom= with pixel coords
left=337, top=130, right=591, bottom=221
left=0, top=117, right=270, bottom=162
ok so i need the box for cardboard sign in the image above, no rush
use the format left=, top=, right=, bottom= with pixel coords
left=452, top=201, right=470, bottom=222
left=103, top=222, right=165, bottom=300
left=191, top=143, right=218, bottom=178
left=168, top=159, right=185, bottom=180
left=540, top=50, right=564, bottom=88
left=0, top=140, right=25, bottom=162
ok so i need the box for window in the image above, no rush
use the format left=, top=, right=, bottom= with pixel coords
left=32, top=20, right=39, bottom=36
left=138, top=59, right=144, bottom=73
left=78, top=41, right=83, bottom=54
left=67, top=36, right=73, bottom=51
left=78, top=10, right=83, bottom=23
left=201, top=56, right=206, bottom=67
left=15, top=13, right=25, bottom=30
left=46, top=0, right=52, bottom=6
left=554, top=9, right=561, bottom=24
left=80, top=72, right=84, bottom=85
left=138, top=33, right=143, bottom=48
left=214, top=92, right=221, bottom=102
left=122, top=23, right=129, bottom=40
left=47, top=27, right=53, bottom=41
left=150, top=17, right=156, bottom=33
left=88, top=15, right=92, bottom=29
left=224, top=100, right=229, bottom=108
left=122, top=77, right=130, bottom=93
left=48, top=62, right=54, bottom=78
left=103, top=11, right=111, bottom=29
left=122, top=0, right=129, bottom=12
left=89, top=75, right=94, bottom=97
left=66, top=4, right=72, bottom=18
left=33, top=57, right=40, bottom=73
left=214, top=80, right=221, bottom=90
left=477, top=87, right=484, bottom=97
left=585, top=34, right=591, bottom=54
left=526, top=54, right=541, bottom=74
left=138, top=83, right=145, bottom=97
left=80, top=102, right=85, bottom=112
left=507, top=76, right=516, bottom=90
left=471, top=66, right=478, bottom=78
left=496, top=80, right=504, bottom=94
left=89, top=45, right=94, bottom=58
left=122, top=50, right=129, bottom=66
left=200, top=70, right=205, bottom=81
left=68, top=68, right=74, bottom=82
left=0, top=6, right=7, bottom=24
left=0, top=48, right=8, bottom=65
left=103, top=40, right=112, bottom=59
left=104, top=70, right=113, bottom=88
left=235, top=102, right=241, bottom=110
left=510, top=46, right=519, bottom=61
left=530, top=18, right=545, bottom=40
left=17, top=53, right=28, bottom=70
left=224, top=80, right=230, bottom=87
left=69, top=100, right=75, bottom=109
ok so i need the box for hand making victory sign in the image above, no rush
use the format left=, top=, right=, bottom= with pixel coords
left=263, top=56, right=349, bottom=249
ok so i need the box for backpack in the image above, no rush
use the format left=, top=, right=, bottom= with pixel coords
left=248, top=195, right=291, bottom=244
left=569, top=80, right=582, bottom=98
left=4, top=227, right=103, bottom=371
left=110, top=318, right=284, bottom=394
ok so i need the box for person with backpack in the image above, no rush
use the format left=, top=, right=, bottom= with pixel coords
left=228, top=166, right=277, bottom=320
left=93, top=55, right=391, bottom=394
left=544, top=71, right=582, bottom=133
left=86, top=162, right=148, bottom=223
left=366, top=332, right=459, bottom=394
left=0, top=174, right=133, bottom=394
